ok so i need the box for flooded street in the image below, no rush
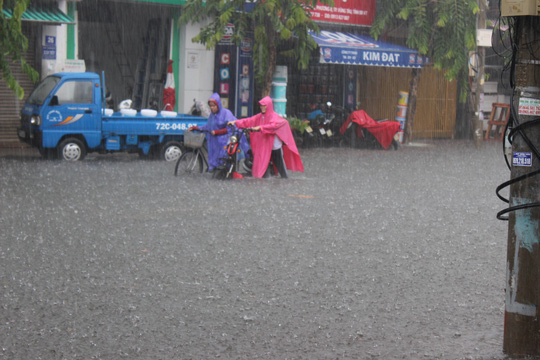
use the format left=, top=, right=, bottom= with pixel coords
left=0, top=141, right=510, bottom=359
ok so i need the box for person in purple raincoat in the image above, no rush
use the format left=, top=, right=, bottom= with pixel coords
left=189, top=93, right=244, bottom=171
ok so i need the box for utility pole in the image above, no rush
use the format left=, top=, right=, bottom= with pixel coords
left=473, top=0, right=486, bottom=148
left=503, top=16, right=540, bottom=355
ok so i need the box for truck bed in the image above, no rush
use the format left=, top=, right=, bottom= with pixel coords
left=101, top=111, right=207, bottom=135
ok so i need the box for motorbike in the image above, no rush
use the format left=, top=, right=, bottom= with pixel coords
left=213, top=125, right=254, bottom=180
left=190, top=99, right=211, bottom=117
left=339, top=109, right=401, bottom=150
left=304, top=102, right=349, bottom=147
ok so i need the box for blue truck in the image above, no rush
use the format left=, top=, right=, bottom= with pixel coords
left=17, top=72, right=207, bottom=161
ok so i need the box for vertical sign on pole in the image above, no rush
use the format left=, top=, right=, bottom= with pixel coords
left=214, top=24, right=237, bottom=110
left=236, top=33, right=254, bottom=118
left=343, top=66, right=357, bottom=112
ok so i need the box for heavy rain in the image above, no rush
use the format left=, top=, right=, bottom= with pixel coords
left=1, top=0, right=525, bottom=357
left=0, top=142, right=510, bottom=359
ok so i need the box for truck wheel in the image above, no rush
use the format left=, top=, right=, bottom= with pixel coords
left=161, top=141, right=184, bottom=162
left=58, top=138, right=86, bottom=161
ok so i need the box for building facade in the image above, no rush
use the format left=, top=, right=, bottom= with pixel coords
left=1, top=0, right=216, bottom=147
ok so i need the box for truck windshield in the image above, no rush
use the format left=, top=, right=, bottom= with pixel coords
left=26, top=76, right=61, bottom=105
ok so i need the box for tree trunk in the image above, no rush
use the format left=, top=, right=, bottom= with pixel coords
left=404, top=68, right=422, bottom=144
left=261, top=22, right=277, bottom=97
left=261, top=51, right=276, bottom=97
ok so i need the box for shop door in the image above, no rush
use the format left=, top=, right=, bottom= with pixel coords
left=77, top=0, right=171, bottom=110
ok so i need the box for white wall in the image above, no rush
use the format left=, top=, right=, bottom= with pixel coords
left=41, top=1, right=69, bottom=78
left=178, top=20, right=215, bottom=114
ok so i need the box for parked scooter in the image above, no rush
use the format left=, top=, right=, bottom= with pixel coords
left=305, top=102, right=349, bottom=147
left=189, top=99, right=211, bottom=117
left=339, top=109, right=401, bottom=150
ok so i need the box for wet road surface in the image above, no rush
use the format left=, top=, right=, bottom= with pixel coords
left=0, top=142, right=510, bottom=359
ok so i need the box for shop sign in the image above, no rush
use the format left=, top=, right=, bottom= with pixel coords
left=214, top=30, right=254, bottom=117
left=310, top=0, right=376, bottom=26
left=311, top=31, right=428, bottom=68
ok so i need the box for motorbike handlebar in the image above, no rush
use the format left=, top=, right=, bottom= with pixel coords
left=227, top=123, right=260, bottom=132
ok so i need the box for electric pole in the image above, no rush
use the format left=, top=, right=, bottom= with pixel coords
left=473, top=0, right=486, bottom=148
left=503, top=16, right=540, bottom=355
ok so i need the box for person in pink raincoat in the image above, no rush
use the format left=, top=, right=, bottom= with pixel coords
left=228, top=96, right=303, bottom=178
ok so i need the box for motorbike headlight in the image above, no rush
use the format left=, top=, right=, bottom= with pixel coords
left=230, top=135, right=238, bottom=144
left=30, top=115, right=41, bottom=126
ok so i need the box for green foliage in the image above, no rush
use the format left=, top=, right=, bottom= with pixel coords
left=1, top=0, right=39, bottom=99
left=286, top=115, right=309, bottom=133
left=371, top=0, right=479, bottom=100
left=179, top=0, right=333, bottom=92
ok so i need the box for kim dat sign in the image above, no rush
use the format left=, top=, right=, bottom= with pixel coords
left=363, top=51, right=401, bottom=63
left=311, top=31, right=427, bottom=69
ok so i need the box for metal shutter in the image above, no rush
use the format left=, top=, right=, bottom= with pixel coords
left=0, top=23, right=38, bottom=147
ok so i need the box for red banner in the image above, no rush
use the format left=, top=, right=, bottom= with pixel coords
left=310, top=0, right=376, bottom=26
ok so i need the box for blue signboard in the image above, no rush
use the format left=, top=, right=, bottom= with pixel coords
left=42, top=46, right=56, bottom=60
left=45, top=36, right=56, bottom=46
left=309, top=30, right=428, bottom=68
left=513, top=152, right=532, bottom=167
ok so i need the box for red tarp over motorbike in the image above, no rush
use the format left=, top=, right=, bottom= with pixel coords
left=163, top=60, right=176, bottom=111
left=340, top=110, right=401, bottom=149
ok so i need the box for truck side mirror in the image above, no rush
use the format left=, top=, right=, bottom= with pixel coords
left=49, top=95, right=59, bottom=106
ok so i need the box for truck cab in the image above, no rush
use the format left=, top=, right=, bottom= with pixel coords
left=19, top=72, right=103, bottom=159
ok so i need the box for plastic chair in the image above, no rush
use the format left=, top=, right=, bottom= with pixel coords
left=484, top=103, right=510, bottom=141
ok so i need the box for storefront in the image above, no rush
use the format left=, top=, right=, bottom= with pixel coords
left=278, top=0, right=382, bottom=118
left=0, top=0, right=219, bottom=147
left=76, top=0, right=216, bottom=114
left=287, top=30, right=426, bottom=119
left=278, top=0, right=457, bottom=139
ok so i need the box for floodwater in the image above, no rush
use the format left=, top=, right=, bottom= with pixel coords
left=0, top=141, right=512, bottom=359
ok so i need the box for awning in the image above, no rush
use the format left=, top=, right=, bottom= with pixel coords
left=2, top=4, right=75, bottom=24
left=310, top=30, right=428, bottom=68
